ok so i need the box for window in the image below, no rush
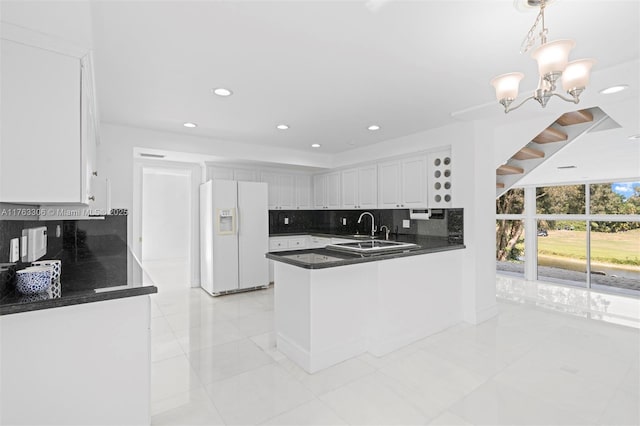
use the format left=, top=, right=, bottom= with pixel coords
left=496, top=188, right=524, bottom=214
left=536, top=185, right=585, bottom=214
left=496, top=182, right=640, bottom=296
left=537, top=220, right=587, bottom=287
left=590, top=221, right=640, bottom=295
left=496, top=220, right=524, bottom=277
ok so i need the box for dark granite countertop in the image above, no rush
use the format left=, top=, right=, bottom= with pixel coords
left=0, top=264, right=157, bottom=316
left=266, top=236, right=465, bottom=269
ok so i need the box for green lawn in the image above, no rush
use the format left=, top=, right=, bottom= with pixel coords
left=537, top=229, right=640, bottom=267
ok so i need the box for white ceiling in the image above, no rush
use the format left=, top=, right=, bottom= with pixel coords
left=90, top=0, right=640, bottom=160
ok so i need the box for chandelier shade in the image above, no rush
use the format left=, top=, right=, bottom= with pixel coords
left=562, top=59, right=596, bottom=93
left=490, top=73, right=525, bottom=101
left=530, top=39, right=575, bottom=79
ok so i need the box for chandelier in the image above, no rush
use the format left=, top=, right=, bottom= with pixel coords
left=490, top=0, right=595, bottom=113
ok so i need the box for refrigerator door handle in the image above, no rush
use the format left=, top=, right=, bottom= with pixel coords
left=236, top=207, right=240, bottom=235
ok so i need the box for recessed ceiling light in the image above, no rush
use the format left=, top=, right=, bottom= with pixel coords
left=368, top=125, right=380, bottom=131
left=276, top=124, right=289, bottom=130
left=311, top=143, right=321, bottom=148
left=599, top=85, right=629, bottom=95
left=212, top=88, right=233, bottom=97
left=183, top=122, right=197, bottom=128
left=557, top=165, right=577, bottom=169
left=628, top=134, right=640, bottom=140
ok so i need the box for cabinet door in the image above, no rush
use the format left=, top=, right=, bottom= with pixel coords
left=358, top=166, right=377, bottom=209
left=261, top=172, right=280, bottom=209
left=325, top=172, right=341, bottom=209
left=278, top=174, right=295, bottom=209
left=1, top=40, right=81, bottom=204
left=208, top=166, right=234, bottom=181
left=295, top=174, right=312, bottom=209
left=341, top=169, right=358, bottom=209
left=313, top=175, right=326, bottom=208
left=377, top=161, right=401, bottom=208
left=81, top=55, right=97, bottom=205
left=401, top=156, right=426, bottom=207
left=234, top=169, right=257, bottom=182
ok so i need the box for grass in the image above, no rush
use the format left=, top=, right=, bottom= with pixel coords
left=537, top=228, right=640, bottom=268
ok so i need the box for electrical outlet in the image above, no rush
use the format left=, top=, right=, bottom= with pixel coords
left=9, top=238, right=19, bottom=262
left=20, top=236, right=27, bottom=258
left=342, top=218, right=347, bottom=225
left=402, top=219, right=411, bottom=228
left=284, top=217, right=289, bottom=225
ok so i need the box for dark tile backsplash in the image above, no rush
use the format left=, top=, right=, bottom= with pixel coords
left=0, top=216, right=127, bottom=297
left=269, top=208, right=463, bottom=240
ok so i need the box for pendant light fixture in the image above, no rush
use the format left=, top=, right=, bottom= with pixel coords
left=490, top=0, right=595, bottom=113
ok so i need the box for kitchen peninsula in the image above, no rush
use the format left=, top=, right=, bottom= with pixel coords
left=267, top=236, right=465, bottom=373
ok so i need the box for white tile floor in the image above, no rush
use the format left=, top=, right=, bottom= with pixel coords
left=149, top=282, right=640, bottom=425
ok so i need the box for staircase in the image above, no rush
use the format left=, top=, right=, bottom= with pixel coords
left=496, top=107, right=609, bottom=198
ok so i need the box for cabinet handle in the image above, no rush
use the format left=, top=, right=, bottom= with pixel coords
left=396, top=204, right=399, bottom=207
left=92, top=171, right=98, bottom=176
left=88, top=196, right=95, bottom=201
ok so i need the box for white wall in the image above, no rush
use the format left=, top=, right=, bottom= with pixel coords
left=98, top=123, right=332, bottom=210
left=141, top=168, right=191, bottom=261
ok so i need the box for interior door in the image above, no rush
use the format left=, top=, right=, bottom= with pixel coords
left=238, top=181, right=269, bottom=289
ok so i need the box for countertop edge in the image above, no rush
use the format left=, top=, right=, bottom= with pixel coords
left=266, top=244, right=466, bottom=269
left=0, top=286, right=158, bottom=316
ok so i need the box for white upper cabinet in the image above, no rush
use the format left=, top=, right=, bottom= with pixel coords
left=378, top=155, right=428, bottom=208
left=295, top=174, right=312, bottom=209
left=377, top=161, right=402, bottom=208
left=314, top=172, right=341, bottom=209
left=341, top=169, right=358, bottom=209
left=341, top=166, right=377, bottom=209
left=325, top=172, right=341, bottom=208
left=233, top=169, right=258, bottom=182
left=0, top=39, right=91, bottom=204
left=261, top=171, right=295, bottom=210
left=207, top=166, right=234, bottom=180
left=400, top=156, right=427, bottom=207
left=357, top=165, right=377, bottom=208
left=313, top=174, right=325, bottom=209
left=207, top=166, right=258, bottom=182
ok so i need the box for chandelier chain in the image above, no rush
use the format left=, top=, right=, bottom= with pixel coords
left=520, top=0, right=548, bottom=54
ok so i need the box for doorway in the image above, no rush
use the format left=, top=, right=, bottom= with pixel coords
left=141, top=166, right=192, bottom=290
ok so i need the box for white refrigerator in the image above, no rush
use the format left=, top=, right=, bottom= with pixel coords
left=200, top=179, right=269, bottom=295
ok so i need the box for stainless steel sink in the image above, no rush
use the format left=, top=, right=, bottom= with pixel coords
left=325, top=240, right=418, bottom=254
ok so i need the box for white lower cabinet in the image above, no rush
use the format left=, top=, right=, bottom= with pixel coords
left=268, top=235, right=357, bottom=282
left=309, top=236, right=331, bottom=248
left=268, top=236, right=310, bottom=282
left=0, top=296, right=152, bottom=425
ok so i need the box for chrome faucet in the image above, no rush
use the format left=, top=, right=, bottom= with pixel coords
left=357, top=212, right=376, bottom=237
left=379, top=225, right=390, bottom=240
